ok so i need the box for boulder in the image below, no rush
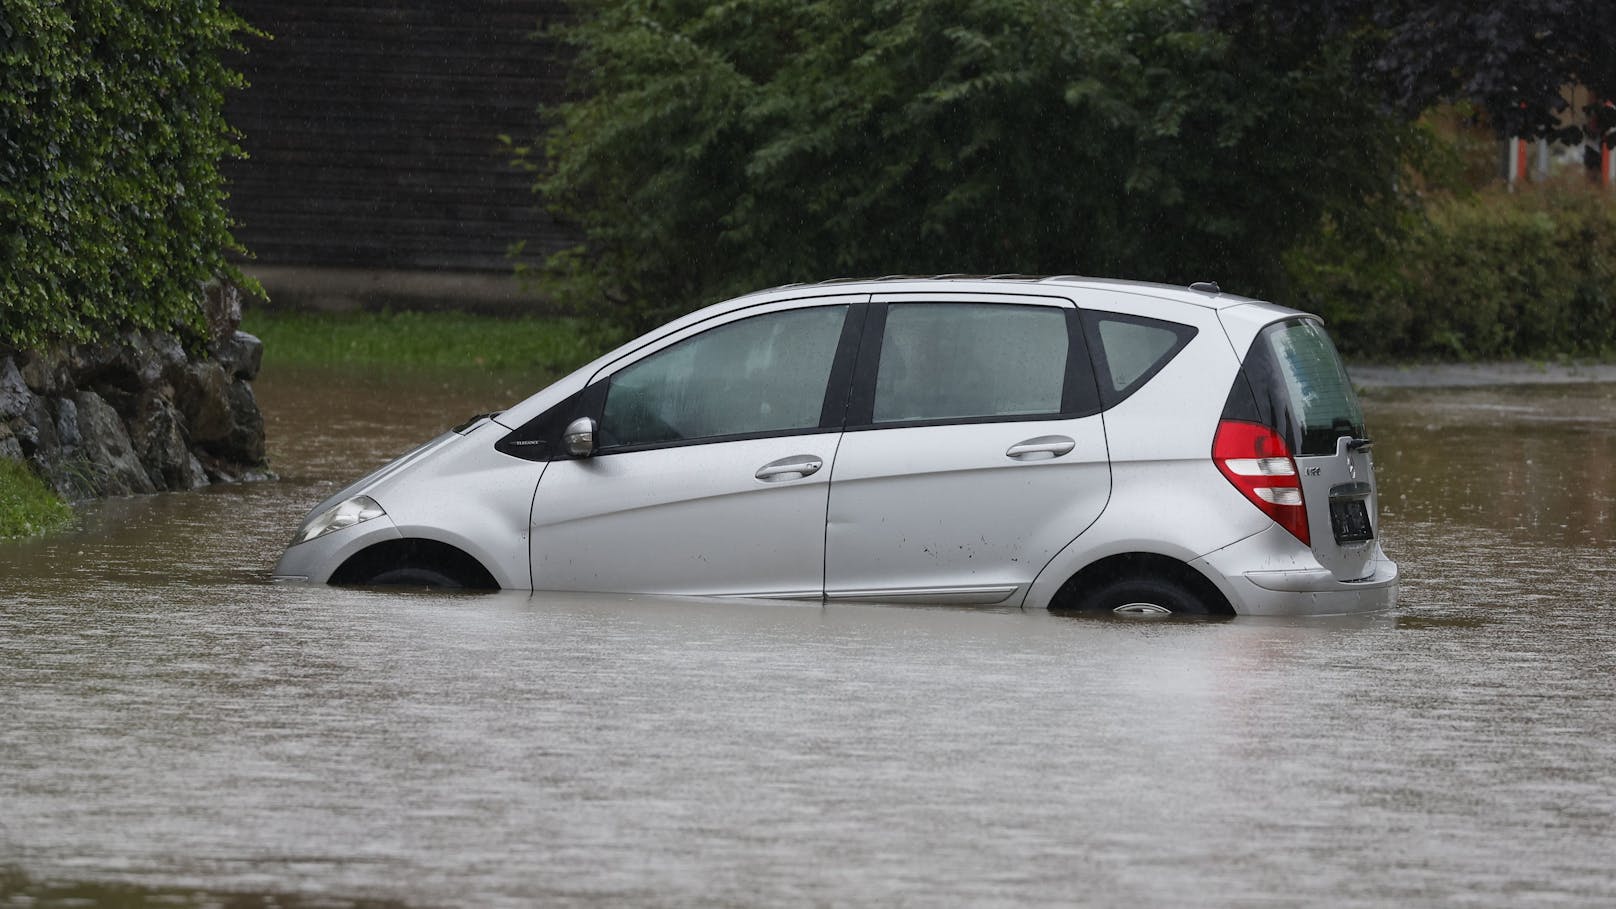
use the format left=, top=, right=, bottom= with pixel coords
left=0, top=423, right=21, bottom=462
left=202, top=282, right=243, bottom=345
left=130, top=387, right=209, bottom=491
left=69, top=390, right=156, bottom=497
left=175, top=360, right=234, bottom=446
left=214, top=330, right=264, bottom=381
left=223, top=378, right=266, bottom=464
left=52, top=396, right=81, bottom=449
left=0, top=357, right=33, bottom=421
left=17, top=348, right=68, bottom=396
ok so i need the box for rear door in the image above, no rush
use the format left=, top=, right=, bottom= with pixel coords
left=822, top=294, right=1110, bottom=605
left=1238, top=318, right=1378, bottom=580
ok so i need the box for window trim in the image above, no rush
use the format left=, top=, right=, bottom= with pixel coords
left=844, top=298, right=1101, bottom=432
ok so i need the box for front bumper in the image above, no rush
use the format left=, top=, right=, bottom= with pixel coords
left=270, top=515, right=403, bottom=584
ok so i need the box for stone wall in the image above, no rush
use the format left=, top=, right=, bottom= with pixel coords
left=0, top=286, right=270, bottom=500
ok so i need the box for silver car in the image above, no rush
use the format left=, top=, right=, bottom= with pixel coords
left=274, top=276, right=1397, bottom=616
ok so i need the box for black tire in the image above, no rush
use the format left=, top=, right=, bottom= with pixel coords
left=1073, top=576, right=1212, bottom=616
left=364, top=566, right=464, bottom=589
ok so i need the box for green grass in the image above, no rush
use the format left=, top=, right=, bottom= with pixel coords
left=240, top=310, right=607, bottom=374
left=0, top=458, right=72, bottom=539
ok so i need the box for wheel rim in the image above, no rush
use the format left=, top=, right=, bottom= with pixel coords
left=1113, top=602, right=1172, bottom=616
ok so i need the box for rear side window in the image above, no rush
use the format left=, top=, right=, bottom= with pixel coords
left=1082, top=311, right=1197, bottom=406
left=872, top=303, right=1069, bottom=423
left=1224, top=318, right=1365, bottom=456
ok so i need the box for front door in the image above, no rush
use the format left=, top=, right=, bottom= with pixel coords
left=529, top=300, right=860, bottom=598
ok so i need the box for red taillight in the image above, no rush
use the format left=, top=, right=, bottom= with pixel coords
left=1213, top=420, right=1310, bottom=545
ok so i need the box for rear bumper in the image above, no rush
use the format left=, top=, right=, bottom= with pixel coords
left=1194, top=527, right=1398, bottom=616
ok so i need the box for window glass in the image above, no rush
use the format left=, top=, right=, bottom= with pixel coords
left=1098, top=320, right=1179, bottom=389
left=1263, top=319, right=1365, bottom=456
left=873, top=303, right=1067, bottom=423
left=601, top=305, right=847, bottom=448
left=1086, top=312, right=1197, bottom=404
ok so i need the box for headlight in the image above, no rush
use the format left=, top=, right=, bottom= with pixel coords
left=293, top=495, right=386, bottom=545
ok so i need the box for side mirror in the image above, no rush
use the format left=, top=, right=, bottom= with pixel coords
left=562, top=417, right=597, bottom=459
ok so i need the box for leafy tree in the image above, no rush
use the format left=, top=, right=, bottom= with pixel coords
left=524, top=0, right=1416, bottom=332
left=1208, top=1, right=1616, bottom=143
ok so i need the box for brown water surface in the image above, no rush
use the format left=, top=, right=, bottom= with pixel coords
left=2, top=366, right=1613, bottom=907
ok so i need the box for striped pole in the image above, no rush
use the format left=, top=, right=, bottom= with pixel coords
left=1505, top=137, right=1528, bottom=186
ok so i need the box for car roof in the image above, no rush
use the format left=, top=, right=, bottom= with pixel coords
left=733, top=274, right=1276, bottom=312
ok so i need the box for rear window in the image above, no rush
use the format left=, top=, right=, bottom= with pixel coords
left=1225, top=319, right=1365, bottom=456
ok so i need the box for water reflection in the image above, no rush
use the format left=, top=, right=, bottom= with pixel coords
left=1, top=366, right=1613, bottom=907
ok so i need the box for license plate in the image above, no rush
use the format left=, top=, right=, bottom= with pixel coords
left=1330, top=498, right=1374, bottom=543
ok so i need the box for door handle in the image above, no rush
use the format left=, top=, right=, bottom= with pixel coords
left=755, top=455, right=823, bottom=482
left=1005, top=435, right=1076, bottom=461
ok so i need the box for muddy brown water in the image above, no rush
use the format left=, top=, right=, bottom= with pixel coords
left=2, top=366, right=1613, bottom=907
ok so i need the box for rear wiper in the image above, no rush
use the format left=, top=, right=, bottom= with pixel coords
left=1346, top=437, right=1374, bottom=452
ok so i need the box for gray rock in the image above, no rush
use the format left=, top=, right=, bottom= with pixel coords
left=214, top=331, right=264, bottom=380
left=52, top=396, right=81, bottom=449
left=130, top=388, right=209, bottom=491
left=223, top=378, right=267, bottom=464
left=176, top=361, right=233, bottom=446
left=202, top=282, right=242, bottom=345
left=0, top=423, right=22, bottom=462
left=70, top=390, right=156, bottom=497
left=16, top=396, right=58, bottom=456
left=18, top=349, right=67, bottom=396
left=0, top=357, right=33, bottom=420
left=148, top=332, right=190, bottom=384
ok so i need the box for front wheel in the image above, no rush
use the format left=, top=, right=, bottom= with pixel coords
left=363, top=566, right=465, bottom=589
left=1071, top=576, right=1213, bottom=616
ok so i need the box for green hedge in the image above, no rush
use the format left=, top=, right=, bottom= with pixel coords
left=0, top=0, right=253, bottom=351
left=1287, top=188, right=1616, bottom=361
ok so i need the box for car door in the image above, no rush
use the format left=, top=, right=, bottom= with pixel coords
left=823, top=294, right=1112, bottom=605
left=528, top=297, right=864, bottom=598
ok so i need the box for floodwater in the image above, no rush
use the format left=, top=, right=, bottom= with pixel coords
left=2, top=366, right=1614, bottom=907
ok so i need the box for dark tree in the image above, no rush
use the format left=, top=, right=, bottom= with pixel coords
left=1208, top=1, right=1616, bottom=143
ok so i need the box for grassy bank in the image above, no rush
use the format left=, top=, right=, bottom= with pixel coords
left=0, top=459, right=72, bottom=539
left=241, top=310, right=606, bottom=374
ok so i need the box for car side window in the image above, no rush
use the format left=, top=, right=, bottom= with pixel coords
left=600, top=305, right=849, bottom=449
left=1083, top=311, right=1197, bottom=407
left=872, top=303, right=1069, bottom=423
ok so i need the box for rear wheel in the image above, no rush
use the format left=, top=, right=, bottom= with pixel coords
left=1072, top=576, right=1212, bottom=616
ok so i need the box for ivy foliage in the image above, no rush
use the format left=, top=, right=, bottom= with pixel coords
left=523, top=0, right=1417, bottom=332
left=0, top=0, right=254, bottom=351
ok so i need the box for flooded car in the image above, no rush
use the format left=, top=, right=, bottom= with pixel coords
left=273, top=276, right=1396, bottom=615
